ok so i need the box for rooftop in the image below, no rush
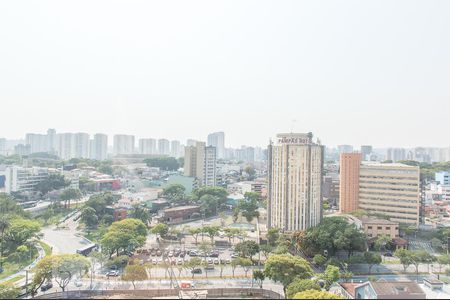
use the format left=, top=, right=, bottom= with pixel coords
left=361, top=217, right=399, bottom=225
left=163, top=205, right=200, bottom=212
left=370, top=281, right=425, bottom=297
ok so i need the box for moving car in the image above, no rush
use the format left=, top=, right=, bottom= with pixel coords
left=40, top=282, right=53, bottom=292
left=106, top=270, right=119, bottom=277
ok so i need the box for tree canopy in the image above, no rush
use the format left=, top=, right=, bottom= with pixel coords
left=286, top=279, right=321, bottom=299
left=297, top=217, right=366, bottom=257
left=264, top=254, right=313, bottom=291
left=122, top=264, right=148, bottom=289
left=162, top=184, right=186, bottom=202
left=144, top=157, right=180, bottom=171
left=101, top=218, right=147, bottom=257
left=35, top=174, right=69, bottom=195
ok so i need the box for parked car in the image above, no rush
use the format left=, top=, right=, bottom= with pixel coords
left=152, top=259, right=157, bottom=265
left=106, top=270, right=119, bottom=277
left=74, top=280, right=83, bottom=287
left=177, top=259, right=183, bottom=265
left=40, top=282, right=53, bottom=292
left=191, top=268, right=202, bottom=274
left=213, top=259, right=220, bottom=265
left=156, top=250, right=162, bottom=256
left=383, top=252, right=393, bottom=257
left=231, top=253, right=238, bottom=258
left=205, top=264, right=215, bottom=270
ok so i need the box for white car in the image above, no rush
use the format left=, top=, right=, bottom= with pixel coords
left=74, top=280, right=83, bottom=287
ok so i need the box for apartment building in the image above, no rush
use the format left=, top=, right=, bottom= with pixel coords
left=339, top=153, right=362, bottom=213
left=184, top=141, right=216, bottom=187
left=358, top=162, right=420, bottom=226
left=207, top=132, right=225, bottom=159
left=5, top=166, right=49, bottom=193
left=113, top=135, right=135, bottom=155
left=267, top=133, right=324, bottom=232
left=158, top=139, right=170, bottom=156
left=139, top=138, right=157, bottom=155
left=90, top=133, right=108, bottom=160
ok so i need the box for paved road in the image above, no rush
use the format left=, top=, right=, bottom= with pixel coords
left=41, top=211, right=92, bottom=254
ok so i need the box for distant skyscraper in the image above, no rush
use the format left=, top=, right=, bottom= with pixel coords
left=25, top=133, right=48, bottom=154
left=90, top=133, right=108, bottom=160
left=339, top=153, right=362, bottom=213
left=56, top=133, right=75, bottom=160
left=113, top=135, right=135, bottom=155
left=47, top=128, right=56, bottom=153
left=204, top=146, right=217, bottom=186
left=170, top=140, right=181, bottom=158
left=387, top=148, right=406, bottom=162
left=14, top=144, right=31, bottom=156
left=267, top=133, right=324, bottom=232
left=74, top=133, right=90, bottom=158
left=337, top=145, right=354, bottom=154
left=139, top=138, right=157, bottom=155
left=360, top=145, right=372, bottom=161
left=207, top=132, right=225, bottom=159
left=158, top=139, right=170, bottom=155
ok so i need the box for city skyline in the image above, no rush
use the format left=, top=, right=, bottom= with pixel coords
left=1, top=1, right=449, bottom=148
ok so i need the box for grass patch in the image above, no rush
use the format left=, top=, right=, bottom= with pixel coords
left=0, top=247, right=38, bottom=280
left=1, top=275, right=25, bottom=285
left=38, top=241, right=52, bottom=256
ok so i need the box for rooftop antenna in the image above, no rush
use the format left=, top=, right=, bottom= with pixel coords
left=290, top=119, right=297, bottom=133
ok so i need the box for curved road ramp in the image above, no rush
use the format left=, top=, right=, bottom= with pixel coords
left=33, top=288, right=283, bottom=299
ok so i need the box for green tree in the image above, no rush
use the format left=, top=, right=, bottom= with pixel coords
left=267, top=228, right=280, bottom=247
left=293, top=290, right=344, bottom=299
left=231, top=258, right=240, bottom=278
left=162, top=184, right=186, bottom=202
left=437, top=254, right=450, bottom=273
left=364, top=252, right=382, bottom=274
left=189, top=227, right=202, bottom=245
left=122, top=264, right=148, bottom=289
left=184, top=257, right=202, bottom=279
left=199, top=194, right=220, bottom=217
left=193, top=187, right=228, bottom=206
left=144, top=157, right=180, bottom=171
left=264, top=254, right=313, bottom=294
left=80, top=207, right=99, bottom=228
left=374, top=235, right=392, bottom=251
left=260, top=244, right=273, bottom=260
left=340, top=271, right=354, bottom=282
left=235, top=240, right=260, bottom=262
left=203, top=226, right=220, bottom=244
left=0, top=283, right=19, bottom=299
left=101, top=219, right=147, bottom=257
left=238, top=257, right=253, bottom=277
left=244, top=192, right=259, bottom=202
left=4, top=217, right=41, bottom=254
left=31, top=255, right=54, bottom=294
left=59, top=188, right=82, bottom=209
left=151, top=223, right=169, bottom=238
left=286, top=279, right=321, bottom=299
left=319, top=265, right=340, bottom=288
left=0, top=215, right=11, bottom=259
left=198, top=241, right=212, bottom=261
left=129, top=204, right=150, bottom=224
left=313, top=254, right=327, bottom=267
left=35, top=174, right=69, bottom=195
left=253, top=270, right=265, bottom=288
left=238, top=198, right=260, bottom=223
left=394, top=248, right=414, bottom=272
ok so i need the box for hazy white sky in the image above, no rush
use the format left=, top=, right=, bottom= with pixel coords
left=0, top=1, right=449, bottom=148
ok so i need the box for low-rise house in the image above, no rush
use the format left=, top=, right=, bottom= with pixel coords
left=162, top=205, right=201, bottom=224
left=361, top=217, right=399, bottom=239
left=330, top=281, right=426, bottom=299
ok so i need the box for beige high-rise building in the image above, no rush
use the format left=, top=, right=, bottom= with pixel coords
left=339, top=153, right=362, bottom=213
left=184, top=141, right=216, bottom=187
left=267, top=133, right=324, bottom=232
left=358, top=162, right=420, bottom=226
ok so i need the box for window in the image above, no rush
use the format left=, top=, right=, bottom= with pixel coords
left=386, top=227, right=390, bottom=230
left=377, top=226, right=382, bottom=230
left=368, top=226, right=372, bottom=229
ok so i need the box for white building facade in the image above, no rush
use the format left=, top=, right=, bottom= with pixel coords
left=268, top=133, right=324, bottom=232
